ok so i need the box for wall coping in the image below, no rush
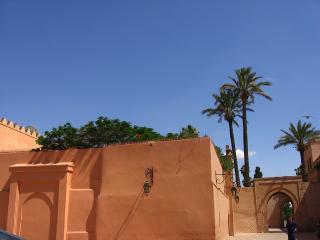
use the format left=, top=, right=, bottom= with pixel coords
left=9, top=162, right=74, bottom=174
left=254, top=176, right=302, bottom=184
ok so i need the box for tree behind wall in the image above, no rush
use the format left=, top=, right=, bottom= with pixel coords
left=253, top=166, right=263, bottom=179
left=36, top=123, right=79, bottom=150
left=240, top=164, right=252, bottom=186
left=283, top=202, right=293, bottom=219
left=37, top=117, right=201, bottom=150
left=178, top=125, right=200, bottom=138
left=215, top=146, right=234, bottom=172
left=274, top=120, right=320, bottom=182
left=222, top=67, right=272, bottom=186
left=294, top=164, right=303, bottom=176
left=202, top=89, right=242, bottom=187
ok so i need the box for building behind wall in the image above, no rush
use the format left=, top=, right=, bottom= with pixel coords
left=304, top=140, right=320, bottom=183
left=0, top=118, right=40, bottom=152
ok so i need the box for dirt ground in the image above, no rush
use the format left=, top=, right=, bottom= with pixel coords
left=228, top=231, right=317, bottom=240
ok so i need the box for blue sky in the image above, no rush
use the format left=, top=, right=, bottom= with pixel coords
left=1, top=0, right=320, bottom=177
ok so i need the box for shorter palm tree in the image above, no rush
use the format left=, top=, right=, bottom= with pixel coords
left=202, top=89, right=243, bottom=187
left=274, top=120, right=320, bottom=182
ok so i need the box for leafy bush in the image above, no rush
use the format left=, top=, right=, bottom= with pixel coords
left=215, top=146, right=234, bottom=172
left=37, top=117, right=200, bottom=150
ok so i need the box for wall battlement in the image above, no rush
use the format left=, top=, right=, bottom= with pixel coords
left=0, top=118, right=39, bottom=138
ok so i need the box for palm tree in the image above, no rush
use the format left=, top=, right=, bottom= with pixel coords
left=202, top=89, right=242, bottom=187
left=274, top=121, right=320, bottom=182
left=222, top=67, right=272, bottom=187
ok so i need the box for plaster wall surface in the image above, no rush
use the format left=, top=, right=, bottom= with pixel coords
left=299, top=182, right=320, bottom=230
left=308, top=141, right=320, bottom=166
left=96, top=138, right=219, bottom=240
left=0, top=137, right=229, bottom=240
left=233, top=187, right=257, bottom=233
left=0, top=119, right=39, bottom=152
left=304, top=142, right=320, bottom=182
left=210, top=143, right=230, bottom=240
left=308, top=167, right=320, bottom=182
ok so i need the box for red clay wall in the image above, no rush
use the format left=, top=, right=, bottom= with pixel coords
left=304, top=141, right=320, bottom=177
left=210, top=143, right=230, bottom=240
left=297, top=182, right=320, bottom=231
left=0, top=137, right=229, bottom=240
left=95, top=138, right=220, bottom=240
left=233, top=187, right=258, bottom=233
left=309, top=142, right=320, bottom=165
left=0, top=119, right=39, bottom=152
left=304, top=141, right=320, bottom=182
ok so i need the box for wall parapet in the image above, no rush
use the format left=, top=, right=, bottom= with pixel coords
left=254, top=176, right=302, bottom=186
left=0, top=118, right=39, bottom=138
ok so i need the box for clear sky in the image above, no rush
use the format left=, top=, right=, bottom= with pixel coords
left=1, top=0, right=320, bottom=177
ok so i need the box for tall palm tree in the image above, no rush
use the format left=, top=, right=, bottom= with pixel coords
left=202, top=89, right=242, bottom=187
left=222, top=67, right=272, bottom=187
left=274, top=121, right=320, bottom=182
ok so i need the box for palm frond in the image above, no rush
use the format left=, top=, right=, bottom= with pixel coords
left=202, top=88, right=241, bottom=126
left=274, top=121, right=320, bottom=150
left=221, top=83, right=234, bottom=91
left=255, top=91, right=272, bottom=100
left=227, top=67, right=272, bottom=104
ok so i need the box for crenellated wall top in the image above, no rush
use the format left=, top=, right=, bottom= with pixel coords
left=0, top=117, right=39, bottom=138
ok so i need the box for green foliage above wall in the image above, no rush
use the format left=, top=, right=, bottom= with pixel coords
left=37, top=116, right=200, bottom=150
left=215, top=146, right=234, bottom=172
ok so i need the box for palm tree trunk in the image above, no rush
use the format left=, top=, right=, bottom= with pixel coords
left=299, top=150, right=308, bottom=182
left=228, top=120, right=241, bottom=187
left=242, top=100, right=250, bottom=187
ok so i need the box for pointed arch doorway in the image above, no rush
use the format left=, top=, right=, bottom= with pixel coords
left=266, top=192, right=294, bottom=230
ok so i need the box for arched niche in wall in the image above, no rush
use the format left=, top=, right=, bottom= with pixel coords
left=19, top=192, right=53, bottom=240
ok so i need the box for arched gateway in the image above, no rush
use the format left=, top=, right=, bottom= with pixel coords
left=257, top=179, right=300, bottom=232
left=266, top=192, right=294, bottom=229
left=232, top=176, right=308, bottom=233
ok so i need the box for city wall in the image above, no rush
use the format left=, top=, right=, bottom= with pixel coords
left=0, top=137, right=230, bottom=240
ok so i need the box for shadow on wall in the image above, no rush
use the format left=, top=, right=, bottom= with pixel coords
left=27, top=149, right=104, bottom=240
left=0, top=138, right=222, bottom=240
left=0, top=148, right=104, bottom=240
left=114, top=187, right=145, bottom=240
left=294, top=182, right=320, bottom=231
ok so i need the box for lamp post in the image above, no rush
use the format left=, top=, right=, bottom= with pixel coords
left=143, top=167, right=154, bottom=195
left=231, top=184, right=240, bottom=203
left=215, top=171, right=226, bottom=184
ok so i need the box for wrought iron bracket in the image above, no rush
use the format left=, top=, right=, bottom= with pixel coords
left=215, top=171, right=226, bottom=184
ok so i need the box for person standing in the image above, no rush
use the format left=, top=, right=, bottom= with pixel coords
left=286, top=217, right=298, bottom=240
left=316, top=220, right=320, bottom=240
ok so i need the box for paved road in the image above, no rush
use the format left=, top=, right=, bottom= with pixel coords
left=229, top=232, right=317, bottom=240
